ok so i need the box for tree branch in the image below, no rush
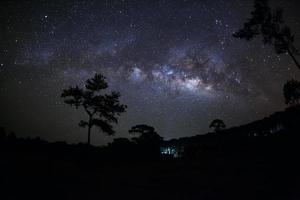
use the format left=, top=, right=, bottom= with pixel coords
left=287, top=48, right=300, bottom=70
left=83, top=104, right=92, bottom=117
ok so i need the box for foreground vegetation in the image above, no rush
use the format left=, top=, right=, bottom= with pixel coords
left=1, top=123, right=300, bottom=200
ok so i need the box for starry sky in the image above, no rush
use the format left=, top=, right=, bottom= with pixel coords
left=1, top=0, right=300, bottom=145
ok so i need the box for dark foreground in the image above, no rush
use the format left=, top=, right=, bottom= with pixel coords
left=1, top=136, right=300, bottom=200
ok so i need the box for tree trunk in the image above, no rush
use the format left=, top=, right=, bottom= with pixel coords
left=87, top=118, right=92, bottom=145
left=287, top=48, right=300, bottom=70
left=87, top=125, right=91, bottom=145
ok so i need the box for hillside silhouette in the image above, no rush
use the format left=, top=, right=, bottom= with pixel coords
left=1, top=105, right=300, bottom=200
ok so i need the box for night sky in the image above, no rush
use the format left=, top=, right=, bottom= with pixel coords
left=1, top=0, right=300, bottom=145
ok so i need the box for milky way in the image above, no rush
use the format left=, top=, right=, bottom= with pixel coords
left=1, top=0, right=300, bottom=145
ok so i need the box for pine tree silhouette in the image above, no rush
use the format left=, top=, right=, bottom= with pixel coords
left=61, top=73, right=127, bottom=145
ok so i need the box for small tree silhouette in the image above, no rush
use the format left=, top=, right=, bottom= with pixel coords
left=129, top=124, right=163, bottom=144
left=129, top=124, right=163, bottom=158
left=233, top=0, right=300, bottom=69
left=61, top=73, right=127, bottom=145
left=283, top=79, right=300, bottom=106
left=209, top=119, right=226, bottom=132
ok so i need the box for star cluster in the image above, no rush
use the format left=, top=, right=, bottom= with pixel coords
left=0, top=0, right=300, bottom=145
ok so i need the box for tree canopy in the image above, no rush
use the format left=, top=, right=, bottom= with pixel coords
left=233, top=0, right=300, bottom=69
left=209, top=119, right=226, bottom=132
left=129, top=124, right=163, bottom=145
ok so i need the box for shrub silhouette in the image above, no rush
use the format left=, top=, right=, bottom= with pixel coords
left=129, top=124, right=163, bottom=159
left=233, top=0, right=300, bottom=69
left=61, top=73, right=127, bottom=145
left=209, top=119, right=226, bottom=132
left=129, top=124, right=162, bottom=143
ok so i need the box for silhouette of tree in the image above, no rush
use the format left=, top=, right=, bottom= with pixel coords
left=209, top=119, right=226, bottom=132
left=129, top=124, right=163, bottom=158
left=283, top=79, right=300, bottom=106
left=61, top=73, right=127, bottom=145
left=233, top=0, right=300, bottom=69
left=129, top=124, right=163, bottom=144
left=111, top=137, right=133, bottom=147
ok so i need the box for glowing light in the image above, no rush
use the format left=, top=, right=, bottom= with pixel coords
left=183, top=78, right=201, bottom=91
left=160, top=147, right=177, bottom=155
left=205, top=85, right=212, bottom=91
left=152, top=70, right=164, bottom=81
left=136, top=65, right=216, bottom=95
left=129, top=67, right=147, bottom=81
left=166, top=69, right=174, bottom=75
